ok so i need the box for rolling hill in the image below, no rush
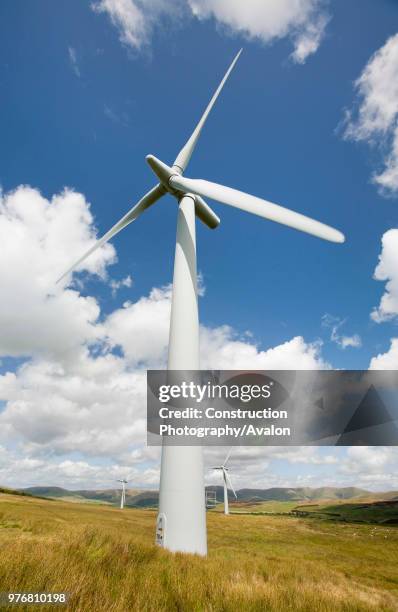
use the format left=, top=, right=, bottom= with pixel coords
left=17, top=485, right=397, bottom=507
left=21, top=486, right=159, bottom=507
left=233, top=486, right=374, bottom=502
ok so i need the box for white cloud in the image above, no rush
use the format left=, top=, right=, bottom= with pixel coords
left=0, top=186, right=115, bottom=360
left=92, top=0, right=147, bottom=50
left=0, top=445, right=160, bottom=489
left=204, top=446, right=398, bottom=491
left=200, top=327, right=327, bottom=369
left=2, top=438, right=397, bottom=491
left=0, top=317, right=329, bottom=487
left=342, top=447, right=396, bottom=474
left=290, top=10, right=329, bottom=64
left=91, top=0, right=329, bottom=63
left=0, top=351, right=148, bottom=459
left=189, top=0, right=329, bottom=64
left=104, top=285, right=172, bottom=367
left=369, top=228, right=398, bottom=369
left=338, top=335, right=361, bottom=349
left=92, top=0, right=182, bottom=51
left=369, top=338, right=398, bottom=369
left=0, top=322, right=330, bottom=488
left=103, top=285, right=328, bottom=370
left=343, top=34, right=398, bottom=194
left=68, top=46, right=80, bottom=77
left=204, top=447, right=331, bottom=488
left=371, top=229, right=398, bottom=322
left=248, top=447, right=338, bottom=466
left=109, top=274, right=133, bottom=296
left=0, top=195, right=328, bottom=480
left=322, top=314, right=361, bottom=349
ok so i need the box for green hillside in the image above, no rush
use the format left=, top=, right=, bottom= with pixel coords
left=22, top=486, right=159, bottom=507
left=229, top=486, right=372, bottom=502
left=21, top=485, right=391, bottom=508
left=292, top=499, right=398, bottom=524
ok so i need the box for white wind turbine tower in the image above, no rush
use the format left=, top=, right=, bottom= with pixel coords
left=57, top=49, right=345, bottom=556
left=117, top=479, right=128, bottom=509
left=212, top=449, right=237, bottom=515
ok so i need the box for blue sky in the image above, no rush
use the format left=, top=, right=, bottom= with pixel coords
left=0, top=0, right=398, bottom=491
left=1, top=0, right=397, bottom=367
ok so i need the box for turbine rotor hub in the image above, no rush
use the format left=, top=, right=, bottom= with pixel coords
left=146, top=155, right=180, bottom=196
left=146, top=154, right=220, bottom=229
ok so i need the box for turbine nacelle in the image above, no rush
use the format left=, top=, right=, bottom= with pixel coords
left=146, top=155, right=178, bottom=191
left=146, top=154, right=221, bottom=230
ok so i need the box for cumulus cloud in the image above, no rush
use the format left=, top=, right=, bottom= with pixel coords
left=204, top=445, right=398, bottom=491
left=91, top=0, right=329, bottom=63
left=371, top=229, right=398, bottom=322
left=369, top=338, right=398, bottom=369
left=0, top=310, right=330, bottom=488
left=369, top=228, right=398, bottom=369
left=0, top=186, right=115, bottom=360
left=343, top=34, right=398, bottom=194
left=322, top=314, right=362, bottom=349
left=342, top=446, right=396, bottom=474
left=103, top=285, right=328, bottom=370
left=290, top=10, right=329, bottom=64
left=2, top=184, right=394, bottom=491
left=0, top=191, right=328, bottom=486
left=0, top=445, right=160, bottom=489
left=189, top=0, right=329, bottom=64
left=0, top=351, right=149, bottom=463
left=200, top=327, right=327, bottom=369
left=104, top=285, right=172, bottom=367
left=0, top=184, right=144, bottom=470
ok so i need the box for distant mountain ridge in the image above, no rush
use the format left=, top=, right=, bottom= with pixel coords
left=234, top=487, right=372, bottom=502
left=20, top=486, right=159, bottom=507
left=15, top=485, right=398, bottom=507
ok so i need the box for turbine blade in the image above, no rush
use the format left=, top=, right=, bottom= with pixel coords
left=173, top=49, right=242, bottom=173
left=169, top=175, right=345, bottom=244
left=222, top=447, right=233, bottom=467
left=56, top=184, right=166, bottom=284
left=225, top=471, right=237, bottom=499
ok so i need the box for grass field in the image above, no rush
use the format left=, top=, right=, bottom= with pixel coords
left=229, top=500, right=301, bottom=514
left=228, top=498, right=398, bottom=524
left=1, top=493, right=398, bottom=611
left=292, top=500, right=398, bottom=524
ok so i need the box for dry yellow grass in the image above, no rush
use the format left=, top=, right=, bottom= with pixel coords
left=0, top=493, right=397, bottom=611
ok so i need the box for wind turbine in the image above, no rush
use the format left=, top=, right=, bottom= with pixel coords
left=117, top=479, right=128, bottom=510
left=212, top=449, right=237, bottom=515
left=57, top=49, right=345, bottom=556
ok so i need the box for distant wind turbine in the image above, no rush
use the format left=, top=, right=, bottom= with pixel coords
left=57, top=49, right=345, bottom=556
left=117, top=479, right=128, bottom=510
left=212, top=449, right=237, bottom=515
